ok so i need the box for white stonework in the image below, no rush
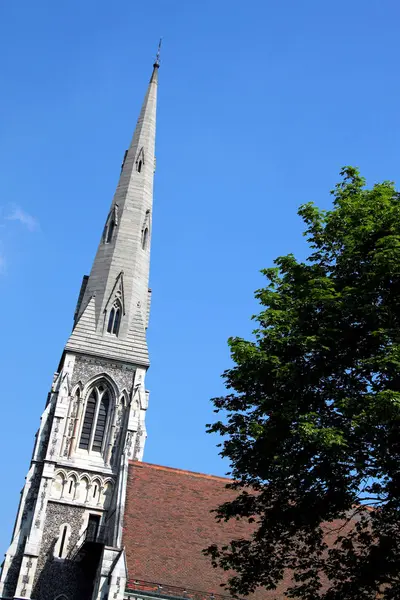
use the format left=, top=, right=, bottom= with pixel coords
left=0, top=60, right=159, bottom=600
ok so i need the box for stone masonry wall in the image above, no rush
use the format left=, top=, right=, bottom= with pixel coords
left=71, top=355, right=135, bottom=394
left=32, top=502, right=89, bottom=600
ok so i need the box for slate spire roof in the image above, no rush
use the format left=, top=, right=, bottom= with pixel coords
left=66, top=60, right=159, bottom=366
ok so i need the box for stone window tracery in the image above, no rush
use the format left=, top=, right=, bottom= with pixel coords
left=107, top=300, right=121, bottom=336
left=78, top=384, right=110, bottom=455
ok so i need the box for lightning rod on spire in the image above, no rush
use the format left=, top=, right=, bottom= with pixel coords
left=154, top=38, right=162, bottom=67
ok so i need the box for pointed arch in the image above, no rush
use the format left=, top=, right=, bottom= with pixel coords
left=71, top=382, right=83, bottom=398
left=104, top=272, right=125, bottom=336
left=51, top=471, right=66, bottom=500
left=119, top=390, right=129, bottom=407
left=141, top=209, right=151, bottom=251
left=104, top=271, right=125, bottom=315
left=54, top=468, right=68, bottom=479
left=66, top=473, right=77, bottom=498
left=107, top=299, right=122, bottom=335
left=103, top=204, right=119, bottom=244
left=101, top=480, right=114, bottom=509
left=54, top=523, right=71, bottom=558
left=77, top=475, right=90, bottom=503
left=82, top=373, right=119, bottom=401
left=136, top=146, right=145, bottom=172
left=78, top=376, right=117, bottom=456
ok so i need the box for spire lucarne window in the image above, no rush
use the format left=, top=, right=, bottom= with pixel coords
left=103, top=204, right=118, bottom=244
left=107, top=300, right=121, bottom=335
left=79, top=385, right=110, bottom=453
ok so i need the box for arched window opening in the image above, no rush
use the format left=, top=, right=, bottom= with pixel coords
left=51, top=473, right=65, bottom=500
left=107, top=302, right=121, bottom=336
left=93, top=484, right=98, bottom=498
left=137, top=160, right=142, bottom=173
left=54, top=524, right=71, bottom=559
left=59, top=525, right=68, bottom=558
left=107, top=308, right=115, bottom=333
left=69, top=480, right=74, bottom=495
left=77, top=477, right=89, bottom=503
left=79, top=385, right=111, bottom=455
left=142, top=228, right=149, bottom=250
left=106, top=219, right=115, bottom=243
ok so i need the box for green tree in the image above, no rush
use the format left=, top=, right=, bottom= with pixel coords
left=206, top=168, right=400, bottom=599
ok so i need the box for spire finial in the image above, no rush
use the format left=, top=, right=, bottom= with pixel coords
left=154, top=38, right=162, bottom=68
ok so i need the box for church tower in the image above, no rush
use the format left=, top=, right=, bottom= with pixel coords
left=0, top=52, right=159, bottom=600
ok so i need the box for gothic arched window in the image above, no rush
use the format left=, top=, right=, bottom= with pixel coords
left=107, top=301, right=121, bottom=335
left=136, top=148, right=145, bottom=173
left=79, top=385, right=111, bottom=454
left=103, top=205, right=118, bottom=244
left=106, top=219, right=115, bottom=243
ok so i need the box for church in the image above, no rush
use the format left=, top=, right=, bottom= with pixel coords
left=0, top=53, right=274, bottom=600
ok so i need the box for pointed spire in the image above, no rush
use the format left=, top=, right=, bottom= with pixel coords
left=67, top=55, right=159, bottom=366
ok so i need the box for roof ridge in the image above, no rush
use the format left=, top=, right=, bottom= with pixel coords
left=128, top=461, right=232, bottom=482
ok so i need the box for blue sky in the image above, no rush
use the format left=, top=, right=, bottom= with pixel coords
left=0, top=0, right=399, bottom=550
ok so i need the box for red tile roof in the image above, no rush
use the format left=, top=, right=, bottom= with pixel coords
left=123, top=462, right=283, bottom=599
left=123, top=462, right=362, bottom=599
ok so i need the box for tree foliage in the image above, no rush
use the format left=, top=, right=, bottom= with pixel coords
left=206, top=168, right=400, bottom=599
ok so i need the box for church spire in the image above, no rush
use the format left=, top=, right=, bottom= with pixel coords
left=0, top=52, right=161, bottom=600
left=66, top=56, right=159, bottom=365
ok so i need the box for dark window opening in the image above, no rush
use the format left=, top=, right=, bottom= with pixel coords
left=107, top=304, right=121, bottom=336
left=79, top=391, right=96, bottom=450
left=87, top=515, right=101, bottom=541
left=93, top=484, right=97, bottom=498
left=107, top=308, right=115, bottom=333
left=78, top=386, right=110, bottom=454
left=142, top=228, right=149, bottom=250
left=69, top=480, right=73, bottom=494
left=59, top=526, right=68, bottom=558
left=137, top=160, right=142, bottom=173
left=92, top=392, right=109, bottom=452
left=106, top=220, right=115, bottom=243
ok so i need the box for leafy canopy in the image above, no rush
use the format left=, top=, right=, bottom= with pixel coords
left=206, top=168, right=400, bottom=599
